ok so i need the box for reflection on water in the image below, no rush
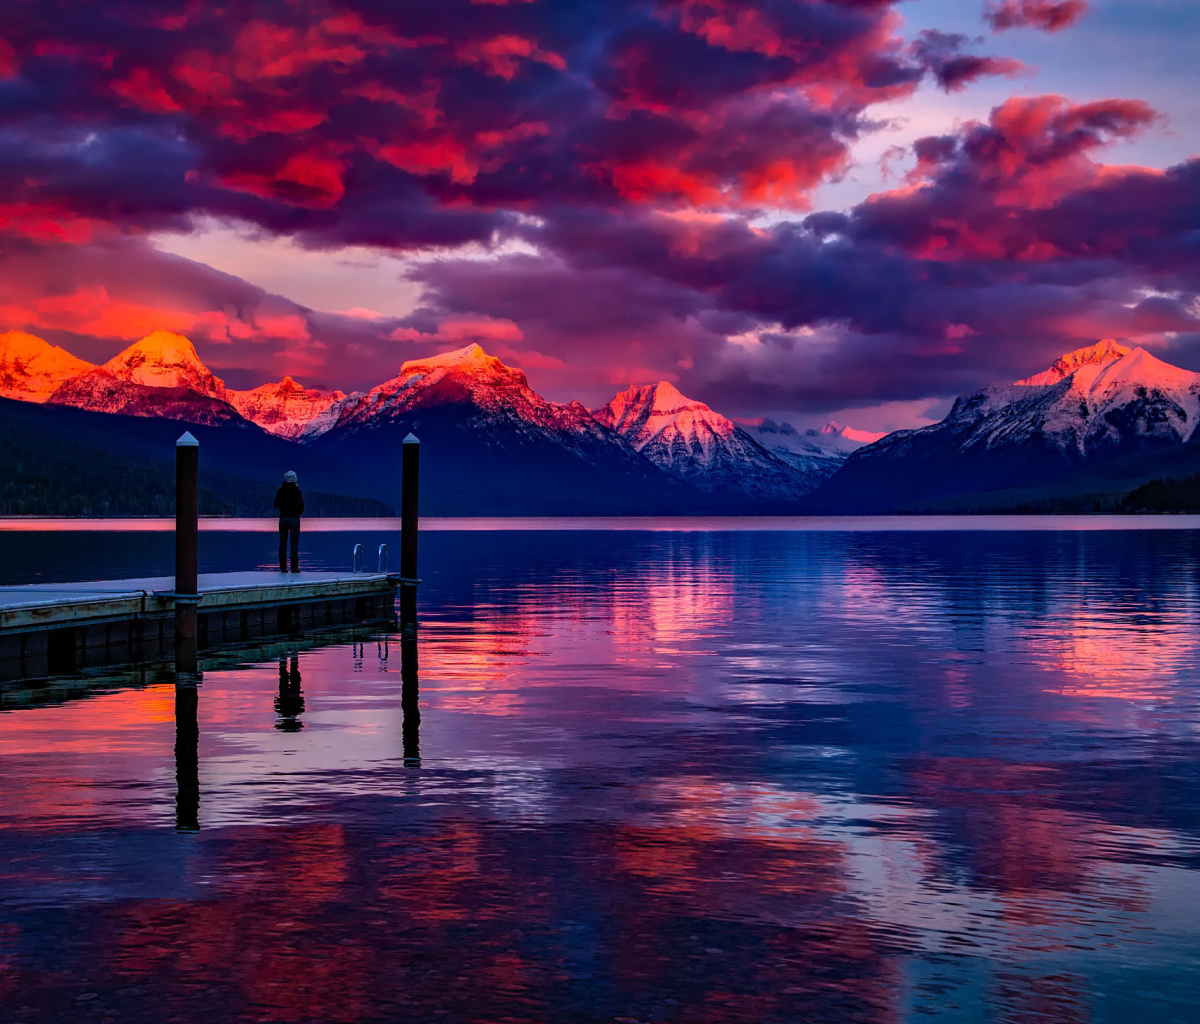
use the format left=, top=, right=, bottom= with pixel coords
left=275, top=654, right=305, bottom=732
left=3, top=527, right=1200, bottom=1022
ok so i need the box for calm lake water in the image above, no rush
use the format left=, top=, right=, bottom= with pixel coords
left=3, top=519, right=1200, bottom=1023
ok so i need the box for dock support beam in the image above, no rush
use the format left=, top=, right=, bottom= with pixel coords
left=174, top=682, right=200, bottom=832
left=402, top=631, right=420, bottom=767
left=401, top=433, right=420, bottom=631
left=175, top=432, right=200, bottom=677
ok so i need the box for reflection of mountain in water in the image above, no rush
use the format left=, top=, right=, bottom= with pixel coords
left=4, top=528, right=1200, bottom=1021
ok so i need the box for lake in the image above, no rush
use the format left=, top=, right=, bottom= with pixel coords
left=2, top=519, right=1200, bottom=1023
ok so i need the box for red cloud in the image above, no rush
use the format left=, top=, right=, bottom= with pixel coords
left=851, top=95, right=1162, bottom=260
left=0, top=202, right=103, bottom=245
left=0, top=38, right=19, bottom=78
left=222, top=152, right=347, bottom=206
left=456, top=34, right=566, bottom=80
left=0, top=0, right=999, bottom=242
left=985, top=0, right=1089, bottom=32
left=390, top=315, right=524, bottom=345
left=111, top=67, right=184, bottom=113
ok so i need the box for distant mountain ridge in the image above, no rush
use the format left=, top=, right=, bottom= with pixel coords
left=0, top=331, right=883, bottom=513
left=806, top=340, right=1200, bottom=513
left=742, top=419, right=880, bottom=482
left=15, top=327, right=1195, bottom=515
left=594, top=382, right=821, bottom=501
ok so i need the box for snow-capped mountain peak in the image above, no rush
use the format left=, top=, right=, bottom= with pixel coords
left=819, top=421, right=887, bottom=445
left=596, top=382, right=736, bottom=452
left=0, top=331, right=95, bottom=403
left=742, top=417, right=879, bottom=483
left=596, top=383, right=818, bottom=500
left=227, top=375, right=347, bottom=439
left=401, top=342, right=495, bottom=373
left=1017, top=339, right=1130, bottom=387
left=100, top=331, right=228, bottom=399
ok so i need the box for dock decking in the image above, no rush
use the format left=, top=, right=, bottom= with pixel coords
left=0, top=570, right=405, bottom=680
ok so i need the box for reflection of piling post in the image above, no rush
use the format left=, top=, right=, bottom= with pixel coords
left=400, top=433, right=420, bottom=632
left=401, top=631, right=420, bottom=767
left=174, top=682, right=200, bottom=832
left=175, top=432, right=200, bottom=676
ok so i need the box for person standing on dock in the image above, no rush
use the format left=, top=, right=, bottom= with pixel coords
left=273, top=471, right=305, bottom=573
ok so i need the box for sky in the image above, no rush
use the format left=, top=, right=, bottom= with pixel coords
left=0, top=0, right=1197, bottom=431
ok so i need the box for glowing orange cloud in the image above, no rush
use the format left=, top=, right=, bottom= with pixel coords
left=0, top=286, right=312, bottom=349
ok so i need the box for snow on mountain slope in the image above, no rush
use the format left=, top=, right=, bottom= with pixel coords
left=47, top=372, right=247, bottom=425
left=744, top=419, right=882, bottom=479
left=807, top=340, right=1200, bottom=512
left=311, top=344, right=694, bottom=514
left=99, top=331, right=229, bottom=398
left=0, top=331, right=95, bottom=402
left=944, top=340, right=1200, bottom=454
left=46, top=331, right=245, bottom=423
left=228, top=377, right=346, bottom=439
left=595, top=382, right=816, bottom=500
left=1015, top=338, right=1129, bottom=387
left=322, top=343, right=626, bottom=454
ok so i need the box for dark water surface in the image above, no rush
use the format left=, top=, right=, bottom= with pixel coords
left=3, top=522, right=1200, bottom=1022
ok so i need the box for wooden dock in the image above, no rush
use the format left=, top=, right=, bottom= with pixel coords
left=0, top=571, right=405, bottom=681
left=0, top=429, right=422, bottom=682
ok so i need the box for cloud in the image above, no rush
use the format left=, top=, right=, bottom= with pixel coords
left=0, top=0, right=999, bottom=253
left=984, top=0, right=1089, bottom=33
left=398, top=93, right=1200, bottom=414
left=910, top=30, right=1024, bottom=93
left=0, top=1, right=1195, bottom=422
left=0, top=233, right=409, bottom=389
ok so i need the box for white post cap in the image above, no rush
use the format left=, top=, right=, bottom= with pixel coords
left=403, top=433, right=420, bottom=444
left=176, top=431, right=200, bottom=447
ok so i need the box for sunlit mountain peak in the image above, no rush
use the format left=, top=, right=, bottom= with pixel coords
left=356, top=342, right=528, bottom=410
left=101, top=331, right=228, bottom=398
left=227, top=375, right=347, bottom=439
left=596, top=382, right=820, bottom=500
left=0, top=330, right=95, bottom=403
left=820, top=421, right=887, bottom=444
left=1017, top=339, right=1132, bottom=387
left=597, top=382, right=734, bottom=447
left=398, top=342, right=504, bottom=377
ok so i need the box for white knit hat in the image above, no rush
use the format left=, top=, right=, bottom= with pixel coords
left=283, top=471, right=298, bottom=483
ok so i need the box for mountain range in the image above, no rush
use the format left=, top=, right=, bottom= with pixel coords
left=808, top=339, right=1200, bottom=513
left=2, top=328, right=1198, bottom=515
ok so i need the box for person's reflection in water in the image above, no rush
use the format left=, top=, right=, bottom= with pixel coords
left=275, top=652, right=305, bottom=731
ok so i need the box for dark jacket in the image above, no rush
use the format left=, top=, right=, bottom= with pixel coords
left=273, top=482, right=305, bottom=518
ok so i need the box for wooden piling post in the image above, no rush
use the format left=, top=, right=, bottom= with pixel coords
left=175, top=432, right=200, bottom=674
left=174, top=682, right=200, bottom=832
left=401, top=632, right=420, bottom=767
left=400, top=433, right=419, bottom=628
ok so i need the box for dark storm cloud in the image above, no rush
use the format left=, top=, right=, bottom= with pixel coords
left=404, top=94, right=1200, bottom=413
left=0, top=0, right=1015, bottom=248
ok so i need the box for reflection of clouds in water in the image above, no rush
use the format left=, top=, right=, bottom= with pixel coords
left=7, top=529, right=1200, bottom=1020
left=611, top=559, right=736, bottom=659
left=1023, top=611, right=1199, bottom=702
